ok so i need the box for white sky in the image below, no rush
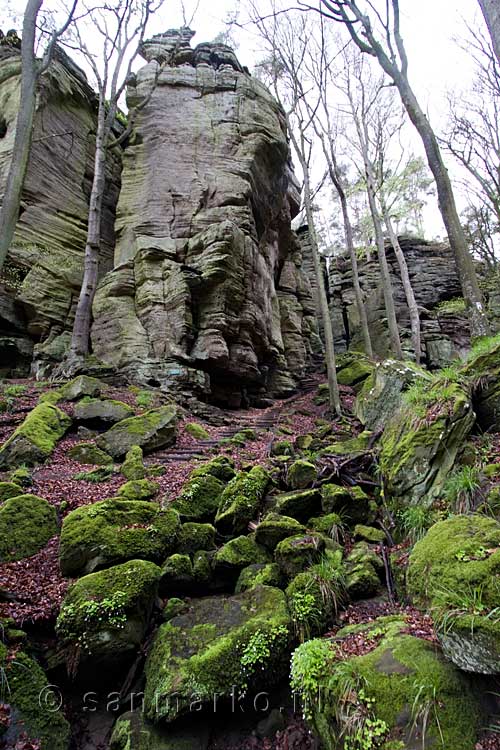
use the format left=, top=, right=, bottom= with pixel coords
left=0, top=0, right=491, bottom=240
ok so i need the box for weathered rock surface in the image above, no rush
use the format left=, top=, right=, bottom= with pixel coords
left=95, top=404, right=177, bottom=458
left=328, top=236, right=472, bottom=365
left=91, top=31, right=318, bottom=405
left=0, top=46, right=121, bottom=375
left=0, top=402, right=71, bottom=467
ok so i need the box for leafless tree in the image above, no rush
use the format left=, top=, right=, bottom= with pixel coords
left=300, top=0, right=490, bottom=337
left=0, top=0, right=78, bottom=275
left=65, top=0, right=165, bottom=369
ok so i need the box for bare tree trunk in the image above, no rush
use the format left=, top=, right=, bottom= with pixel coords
left=322, top=139, right=373, bottom=356
left=479, top=0, right=500, bottom=65
left=0, top=0, right=43, bottom=274
left=381, top=204, right=421, bottom=363
left=70, top=106, right=107, bottom=359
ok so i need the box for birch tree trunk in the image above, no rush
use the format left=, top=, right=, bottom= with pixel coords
left=0, top=0, right=43, bottom=274
left=381, top=203, right=421, bottom=363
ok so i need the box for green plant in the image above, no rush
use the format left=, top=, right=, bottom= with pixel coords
left=331, top=667, right=389, bottom=749
left=2, top=384, right=27, bottom=398
left=436, top=298, right=466, bottom=315
left=73, top=467, right=114, bottom=483
left=310, top=553, right=347, bottom=617
left=433, top=583, right=500, bottom=636
left=239, top=625, right=288, bottom=688
left=289, top=591, right=322, bottom=643
left=290, top=638, right=336, bottom=720
left=443, top=466, right=482, bottom=514
left=397, top=506, right=434, bottom=544
left=57, top=590, right=128, bottom=651
left=410, top=681, right=444, bottom=749
left=136, top=390, right=156, bottom=409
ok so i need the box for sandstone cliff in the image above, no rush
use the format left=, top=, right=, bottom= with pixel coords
left=0, top=45, right=121, bottom=377
left=91, top=30, right=318, bottom=405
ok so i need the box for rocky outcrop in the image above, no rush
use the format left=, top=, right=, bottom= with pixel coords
left=91, top=30, right=318, bottom=405
left=328, top=237, right=471, bottom=366
left=0, top=45, right=121, bottom=376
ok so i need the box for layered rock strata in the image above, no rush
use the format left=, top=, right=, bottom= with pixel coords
left=91, top=30, right=318, bottom=405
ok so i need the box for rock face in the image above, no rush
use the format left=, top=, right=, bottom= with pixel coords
left=328, top=236, right=471, bottom=366
left=91, top=31, right=318, bottom=405
left=0, top=45, right=121, bottom=376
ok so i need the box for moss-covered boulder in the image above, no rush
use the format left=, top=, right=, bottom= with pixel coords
left=68, top=441, right=113, bottom=465
left=408, top=514, right=500, bottom=673
left=190, top=455, right=236, bottom=482
left=59, top=499, right=180, bottom=576
left=109, top=711, right=210, bottom=750
left=254, top=512, right=306, bottom=551
left=117, top=478, right=159, bottom=501
left=0, top=402, right=71, bottom=467
left=345, top=543, right=382, bottom=599
left=214, top=535, right=270, bottom=583
left=0, top=640, right=70, bottom=750
left=74, top=398, right=134, bottom=424
left=291, top=617, right=482, bottom=750
left=171, top=473, right=224, bottom=522
left=307, top=513, right=344, bottom=540
left=56, top=559, right=160, bottom=665
left=321, top=430, right=372, bottom=456
left=159, top=553, right=195, bottom=595
left=235, top=563, right=283, bottom=593
left=144, top=585, right=291, bottom=723
left=177, top=522, right=216, bottom=555
left=336, top=355, right=374, bottom=388
left=271, top=439, right=294, bottom=457
left=354, top=524, right=385, bottom=543
left=0, top=494, right=57, bottom=562
left=215, top=466, right=270, bottom=535
left=60, top=375, right=105, bottom=401
left=0, top=481, right=23, bottom=503
left=380, top=382, right=474, bottom=507
left=287, top=459, right=317, bottom=490
left=321, top=483, right=373, bottom=525
left=274, top=533, right=325, bottom=578
left=355, top=358, right=430, bottom=431
left=121, top=445, right=147, bottom=480
left=185, top=422, right=210, bottom=440
left=274, top=488, right=321, bottom=521
left=96, top=405, right=177, bottom=459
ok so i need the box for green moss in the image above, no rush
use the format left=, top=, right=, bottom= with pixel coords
left=215, top=466, right=270, bottom=535
left=288, top=459, right=317, bottom=490
left=274, top=488, right=321, bottom=521
left=295, top=434, right=313, bottom=450
left=0, top=642, right=70, bottom=749
left=291, top=617, right=482, bottom=750
left=117, top=478, right=159, bottom=501
left=56, top=559, right=160, bottom=657
left=321, top=430, right=372, bottom=456
left=135, top=389, right=156, bottom=409
left=185, top=422, right=210, bottom=440
left=214, top=535, right=269, bottom=579
left=73, top=466, right=114, bottom=483
left=0, top=402, right=71, bottom=467
left=193, top=550, right=212, bottom=586
left=144, top=585, right=291, bottom=722
left=171, top=473, right=224, bottom=522
left=96, top=405, right=177, bottom=459
left=0, top=494, right=57, bottom=562
left=121, top=445, right=147, bottom=480
left=307, top=513, right=344, bottom=540
left=0, top=481, right=23, bottom=502
left=68, top=442, right=113, bottom=465
left=337, top=357, right=374, bottom=388
left=354, top=524, right=385, bottom=543
left=60, top=375, right=104, bottom=401
left=254, top=512, right=306, bottom=551
left=9, top=466, right=32, bottom=487
left=271, top=439, right=294, bottom=456
left=190, top=455, right=236, bottom=482
left=159, top=554, right=195, bottom=594
left=235, top=563, right=283, bottom=593
left=274, top=533, right=325, bottom=578
left=177, top=522, right=216, bottom=555
left=59, top=499, right=180, bottom=576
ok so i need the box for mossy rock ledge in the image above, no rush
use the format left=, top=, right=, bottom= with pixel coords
left=59, top=499, right=180, bottom=576
left=0, top=493, right=58, bottom=562
left=144, top=585, right=291, bottom=723
left=408, top=514, right=500, bottom=673
left=291, top=617, right=482, bottom=750
left=96, top=405, right=178, bottom=459
left=0, top=402, right=71, bottom=468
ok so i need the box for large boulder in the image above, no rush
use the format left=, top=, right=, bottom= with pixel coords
left=0, top=402, right=71, bottom=467
left=144, top=585, right=291, bottom=723
left=59, top=499, right=180, bottom=576
left=379, top=381, right=475, bottom=507
left=73, top=398, right=134, bottom=424
left=170, top=472, right=224, bottom=522
left=96, top=405, right=177, bottom=458
left=60, top=375, right=105, bottom=401
left=0, top=493, right=57, bottom=562
left=408, top=514, right=500, bottom=673
left=110, top=711, right=210, bottom=750
left=290, top=617, right=482, bottom=750
left=0, top=639, right=70, bottom=750
left=56, top=559, right=160, bottom=666
left=215, top=466, right=270, bottom=535
left=355, top=359, right=430, bottom=431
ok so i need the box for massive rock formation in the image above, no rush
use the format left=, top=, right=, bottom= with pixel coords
left=0, top=44, right=121, bottom=376
left=328, top=237, right=471, bottom=366
left=91, top=29, right=318, bottom=405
